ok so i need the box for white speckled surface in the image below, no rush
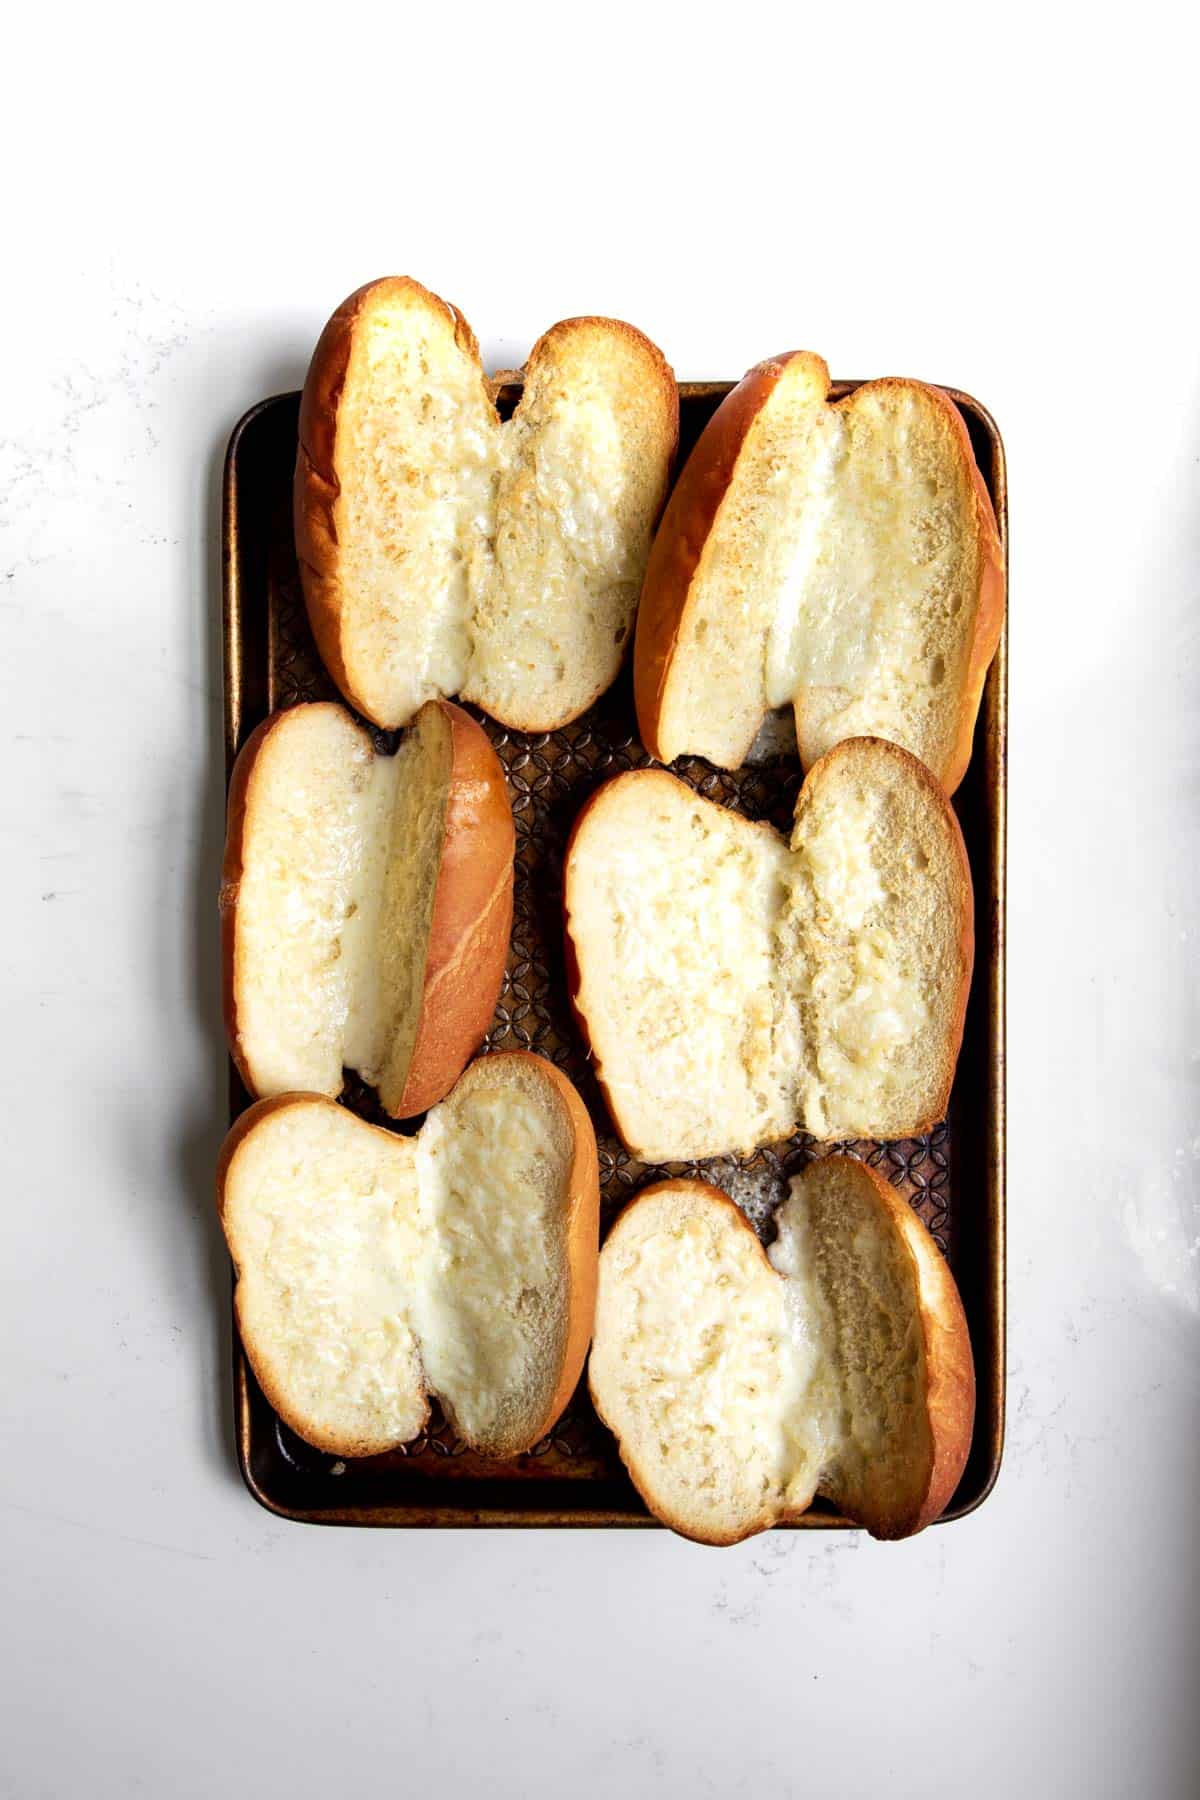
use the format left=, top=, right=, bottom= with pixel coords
left=3, top=7, right=1198, bottom=1795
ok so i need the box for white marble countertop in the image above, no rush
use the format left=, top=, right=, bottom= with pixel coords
left=4, top=7, right=1196, bottom=1795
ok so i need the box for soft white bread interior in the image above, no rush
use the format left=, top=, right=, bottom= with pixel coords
left=296, top=277, right=677, bottom=732
left=564, top=738, right=972, bottom=1162
left=221, top=1093, right=428, bottom=1456
left=218, top=1052, right=600, bottom=1459
left=221, top=698, right=513, bottom=1119
left=635, top=353, right=1004, bottom=794
left=588, top=1159, right=975, bottom=1545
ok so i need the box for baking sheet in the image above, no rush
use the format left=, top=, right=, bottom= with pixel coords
left=222, top=377, right=1007, bottom=1527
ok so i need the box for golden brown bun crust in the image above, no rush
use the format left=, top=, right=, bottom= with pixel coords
left=634, top=355, right=804, bottom=761
left=392, top=702, right=515, bottom=1116
left=293, top=277, right=484, bottom=718
left=216, top=1093, right=433, bottom=1455
left=635, top=356, right=1004, bottom=793
left=218, top=703, right=370, bottom=1101
left=834, top=1158, right=976, bottom=1538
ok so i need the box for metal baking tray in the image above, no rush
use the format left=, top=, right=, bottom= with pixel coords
left=222, top=376, right=1007, bottom=1528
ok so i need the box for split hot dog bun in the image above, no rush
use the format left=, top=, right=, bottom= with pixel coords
left=219, top=1053, right=600, bottom=1459
left=221, top=698, right=513, bottom=1118
left=564, top=737, right=972, bottom=1161
left=296, top=276, right=678, bottom=732
left=635, top=353, right=1004, bottom=792
left=589, top=1159, right=974, bottom=1544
